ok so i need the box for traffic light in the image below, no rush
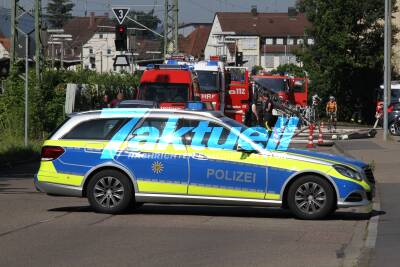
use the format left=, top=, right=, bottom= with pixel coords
left=115, top=25, right=127, bottom=51
left=235, top=51, right=243, bottom=66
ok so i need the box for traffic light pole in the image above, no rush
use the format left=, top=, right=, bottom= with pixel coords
left=383, top=0, right=392, bottom=141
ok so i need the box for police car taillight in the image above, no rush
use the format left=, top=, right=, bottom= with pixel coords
left=41, top=146, right=64, bottom=161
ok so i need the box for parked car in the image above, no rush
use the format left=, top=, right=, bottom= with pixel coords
left=388, top=102, right=400, bottom=135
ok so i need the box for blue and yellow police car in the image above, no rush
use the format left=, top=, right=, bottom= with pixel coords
left=35, top=109, right=374, bottom=219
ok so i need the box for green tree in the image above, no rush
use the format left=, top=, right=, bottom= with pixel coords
left=297, top=0, right=397, bottom=122
left=117, top=9, right=161, bottom=38
left=47, top=0, right=74, bottom=28
left=271, top=64, right=307, bottom=78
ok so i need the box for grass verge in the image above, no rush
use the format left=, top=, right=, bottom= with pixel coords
left=0, top=137, right=43, bottom=169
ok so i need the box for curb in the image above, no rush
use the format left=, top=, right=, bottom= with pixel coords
left=333, top=142, right=380, bottom=266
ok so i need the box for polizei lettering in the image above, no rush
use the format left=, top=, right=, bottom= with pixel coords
left=206, top=169, right=256, bottom=183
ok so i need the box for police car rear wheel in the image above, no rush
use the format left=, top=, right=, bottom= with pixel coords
left=87, top=170, right=133, bottom=214
left=288, top=176, right=335, bottom=220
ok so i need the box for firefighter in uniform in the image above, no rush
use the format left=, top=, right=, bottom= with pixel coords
left=251, top=93, right=265, bottom=127
left=251, top=91, right=274, bottom=130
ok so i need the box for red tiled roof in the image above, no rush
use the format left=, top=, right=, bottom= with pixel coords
left=0, top=38, right=10, bottom=50
left=216, top=12, right=311, bottom=37
left=134, top=38, right=162, bottom=60
left=179, top=25, right=211, bottom=58
left=0, top=30, right=10, bottom=50
left=62, top=15, right=115, bottom=49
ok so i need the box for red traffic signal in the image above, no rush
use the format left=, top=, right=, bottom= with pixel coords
left=115, top=25, right=127, bottom=51
left=118, top=25, right=126, bottom=33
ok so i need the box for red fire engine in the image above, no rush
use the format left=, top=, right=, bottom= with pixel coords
left=193, top=60, right=227, bottom=112
left=225, top=67, right=251, bottom=123
left=137, top=64, right=201, bottom=109
left=252, top=74, right=308, bottom=107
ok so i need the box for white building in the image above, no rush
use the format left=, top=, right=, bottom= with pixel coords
left=204, top=8, right=312, bottom=70
left=82, top=31, right=129, bottom=73
left=49, top=13, right=130, bottom=72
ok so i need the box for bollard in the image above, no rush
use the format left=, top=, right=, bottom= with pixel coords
left=307, top=124, right=315, bottom=148
left=318, top=123, right=324, bottom=145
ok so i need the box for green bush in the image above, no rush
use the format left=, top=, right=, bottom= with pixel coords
left=0, top=67, right=141, bottom=148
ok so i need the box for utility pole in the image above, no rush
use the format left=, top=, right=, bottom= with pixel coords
left=383, top=0, right=392, bottom=141
left=35, top=0, right=41, bottom=84
left=10, top=0, right=18, bottom=66
left=100, top=50, right=103, bottom=74
left=163, top=0, right=179, bottom=58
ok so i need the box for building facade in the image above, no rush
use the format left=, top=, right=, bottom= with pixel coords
left=204, top=9, right=312, bottom=70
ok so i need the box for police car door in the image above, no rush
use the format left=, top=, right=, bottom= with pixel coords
left=117, top=115, right=189, bottom=195
left=186, top=120, right=267, bottom=199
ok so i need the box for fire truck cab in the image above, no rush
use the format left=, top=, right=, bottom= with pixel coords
left=252, top=74, right=308, bottom=107
left=137, top=64, right=201, bottom=109
left=194, top=60, right=227, bottom=112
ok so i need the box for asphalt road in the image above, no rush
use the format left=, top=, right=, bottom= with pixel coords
left=0, top=159, right=372, bottom=267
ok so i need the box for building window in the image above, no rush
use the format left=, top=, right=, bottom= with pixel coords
left=265, top=38, right=273, bottom=45
left=99, top=34, right=103, bottom=39
left=91, top=63, right=96, bottom=69
left=107, top=48, right=111, bottom=55
left=276, top=38, right=284, bottom=45
left=307, top=38, right=315, bottom=45
left=240, top=38, right=257, bottom=49
left=89, top=48, right=93, bottom=54
left=297, top=39, right=304, bottom=45
left=287, top=38, right=294, bottom=45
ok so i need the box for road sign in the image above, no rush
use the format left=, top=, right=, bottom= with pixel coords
left=112, top=7, right=130, bottom=25
left=113, top=55, right=130, bottom=67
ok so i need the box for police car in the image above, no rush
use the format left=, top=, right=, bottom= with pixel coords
left=35, top=108, right=375, bottom=219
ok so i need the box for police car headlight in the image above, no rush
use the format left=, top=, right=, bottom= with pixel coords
left=334, top=165, right=362, bottom=181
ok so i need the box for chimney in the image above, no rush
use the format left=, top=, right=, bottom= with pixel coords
left=251, top=5, right=257, bottom=16
left=89, top=12, right=95, bottom=28
left=288, top=7, right=298, bottom=19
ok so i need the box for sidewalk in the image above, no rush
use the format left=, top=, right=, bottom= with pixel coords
left=335, top=131, right=400, bottom=266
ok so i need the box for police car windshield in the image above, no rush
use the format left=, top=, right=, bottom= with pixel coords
left=138, top=83, right=189, bottom=103
left=254, top=77, right=287, bottom=93
left=196, top=71, right=220, bottom=92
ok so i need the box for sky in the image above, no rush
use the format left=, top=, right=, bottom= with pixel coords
left=7, top=0, right=297, bottom=24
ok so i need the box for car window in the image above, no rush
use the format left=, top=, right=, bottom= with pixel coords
left=130, top=118, right=168, bottom=143
left=183, top=120, right=239, bottom=150
left=62, top=119, right=127, bottom=140
left=128, top=117, right=192, bottom=150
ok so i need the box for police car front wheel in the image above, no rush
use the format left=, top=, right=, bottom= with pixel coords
left=87, top=170, right=134, bottom=214
left=287, top=175, right=335, bottom=220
